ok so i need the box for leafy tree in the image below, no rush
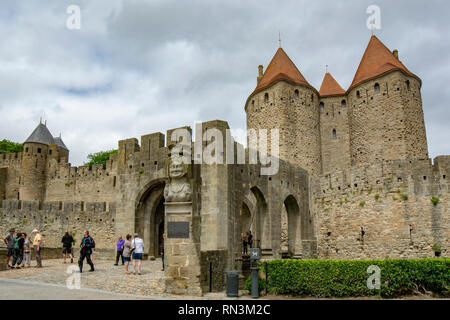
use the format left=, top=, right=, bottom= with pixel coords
left=84, top=149, right=118, bottom=167
left=0, top=139, right=23, bottom=154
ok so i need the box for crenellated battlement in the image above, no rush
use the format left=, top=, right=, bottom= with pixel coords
left=0, top=199, right=116, bottom=214
left=311, top=156, right=449, bottom=199
left=0, top=152, right=23, bottom=166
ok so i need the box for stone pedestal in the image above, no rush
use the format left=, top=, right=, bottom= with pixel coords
left=164, top=202, right=202, bottom=296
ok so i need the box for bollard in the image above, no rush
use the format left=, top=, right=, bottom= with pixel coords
left=251, top=266, right=259, bottom=298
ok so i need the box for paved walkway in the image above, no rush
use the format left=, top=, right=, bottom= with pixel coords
left=0, top=258, right=248, bottom=300
left=0, top=258, right=170, bottom=297
left=0, top=278, right=156, bottom=300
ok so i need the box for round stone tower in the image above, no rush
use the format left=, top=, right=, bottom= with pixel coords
left=347, top=35, right=428, bottom=165
left=245, top=47, right=322, bottom=176
left=20, top=122, right=55, bottom=201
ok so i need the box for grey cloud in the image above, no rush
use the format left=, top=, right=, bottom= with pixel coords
left=0, top=0, right=448, bottom=165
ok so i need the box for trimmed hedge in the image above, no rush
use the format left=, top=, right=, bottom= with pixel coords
left=258, top=258, right=449, bottom=298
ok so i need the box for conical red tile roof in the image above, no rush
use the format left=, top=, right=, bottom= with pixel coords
left=350, top=35, right=417, bottom=89
left=319, top=72, right=345, bottom=97
left=255, top=47, right=310, bottom=91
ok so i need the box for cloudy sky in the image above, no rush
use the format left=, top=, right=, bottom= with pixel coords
left=0, top=0, right=448, bottom=165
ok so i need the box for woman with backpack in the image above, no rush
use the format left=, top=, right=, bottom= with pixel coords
left=122, top=234, right=132, bottom=274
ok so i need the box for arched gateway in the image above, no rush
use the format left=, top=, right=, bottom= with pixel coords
left=135, top=180, right=166, bottom=258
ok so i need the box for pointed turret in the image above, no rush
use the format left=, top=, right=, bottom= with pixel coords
left=254, top=47, right=311, bottom=92
left=24, top=122, right=55, bottom=146
left=349, top=35, right=418, bottom=89
left=53, top=136, right=68, bottom=151
left=319, top=72, right=345, bottom=97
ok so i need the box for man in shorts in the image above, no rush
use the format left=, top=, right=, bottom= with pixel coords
left=3, top=228, right=16, bottom=268
left=61, top=231, right=74, bottom=263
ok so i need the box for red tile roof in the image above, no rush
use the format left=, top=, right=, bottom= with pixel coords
left=254, top=47, right=310, bottom=92
left=349, top=35, right=416, bottom=89
left=319, top=72, right=345, bottom=97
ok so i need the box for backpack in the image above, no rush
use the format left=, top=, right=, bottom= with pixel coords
left=83, top=237, right=94, bottom=249
left=13, top=237, right=20, bottom=249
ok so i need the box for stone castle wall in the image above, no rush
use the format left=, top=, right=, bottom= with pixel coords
left=0, top=200, right=116, bottom=252
left=20, top=143, right=49, bottom=201
left=319, top=94, right=351, bottom=174
left=44, top=155, right=118, bottom=203
left=246, top=81, right=322, bottom=176
left=0, top=152, right=23, bottom=200
left=347, top=71, right=428, bottom=166
left=311, top=156, right=449, bottom=259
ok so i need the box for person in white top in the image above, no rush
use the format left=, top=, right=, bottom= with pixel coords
left=131, top=233, right=144, bottom=275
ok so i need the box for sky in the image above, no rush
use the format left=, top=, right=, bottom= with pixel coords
left=0, top=0, right=448, bottom=165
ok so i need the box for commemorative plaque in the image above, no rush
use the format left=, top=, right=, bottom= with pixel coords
left=167, top=221, right=190, bottom=238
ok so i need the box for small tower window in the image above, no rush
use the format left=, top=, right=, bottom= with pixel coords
left=311, top=94, right=314, bottom=101
left=374, top=83, right=380, bottom=93
left=294, top=89, right=299, bottom=98
left=37, top=148, right=42, bottom=154
left=320, top=102, right=324, bottom=110
left=406, top=80, right=410, bottom=90
left=25, top=148, right=29, bottom=153
left=49, top=150, right=52, bottom=155
left=264, top=93, right=269, bottom=103
left=356, top=91, right=361, bottom=98
left=341, top=100, right=346, bottom=108
left=332, top=129, right=337, bottom=139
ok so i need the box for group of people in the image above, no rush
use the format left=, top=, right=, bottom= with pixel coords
left=114, top=233, right=165, bottom=275
left=4, top=228, right=166, bottom=275
left=242, top=230, right=253, bottom=255
left=3, top=228, right=42, bottom=269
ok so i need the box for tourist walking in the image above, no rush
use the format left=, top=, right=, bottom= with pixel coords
left=3, top=228, right=15, bottom=269
left=23, top=233, right=31, bottom=268
left=11, top=232, right=25, bottom=268
left=61, top=231, right=74, bottom=264
left=123, top=234, right=132, bottom=274
left=78, top=231, right=95, bottom=273
left=160, top=233, right=165, bottom=271
left=32, top=229, right=42, bottom=268
left=115, top=236, right=125, bottom=266
left=131, top=233, right=144, bottom=275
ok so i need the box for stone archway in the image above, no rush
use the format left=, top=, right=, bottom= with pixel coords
left=250, top=186, right=269, bottom=251
left=241, top=203, right=252, bottom=234
left=135, top=181, right=166, bottom=258
left=284, top=195, right=301, bottom=257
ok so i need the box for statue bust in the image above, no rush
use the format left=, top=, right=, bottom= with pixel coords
left=164, top=152, right=192, bottom=202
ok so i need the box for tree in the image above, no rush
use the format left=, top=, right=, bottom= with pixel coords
left=84, top=149, right=118, bottom=167
left=0, top=139, right=23, bottom=154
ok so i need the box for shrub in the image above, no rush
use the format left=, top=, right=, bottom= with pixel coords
left=262, top=258, right=449, bottom=298
left=431, top=197, right=439, bottom=206
left=401, top=194, right=408, bottom=201
left=359, top=201, right=366, bottom=207
left=432, top=244, right=442, bottom=256
left=375, top=194, right=380, bottom=200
